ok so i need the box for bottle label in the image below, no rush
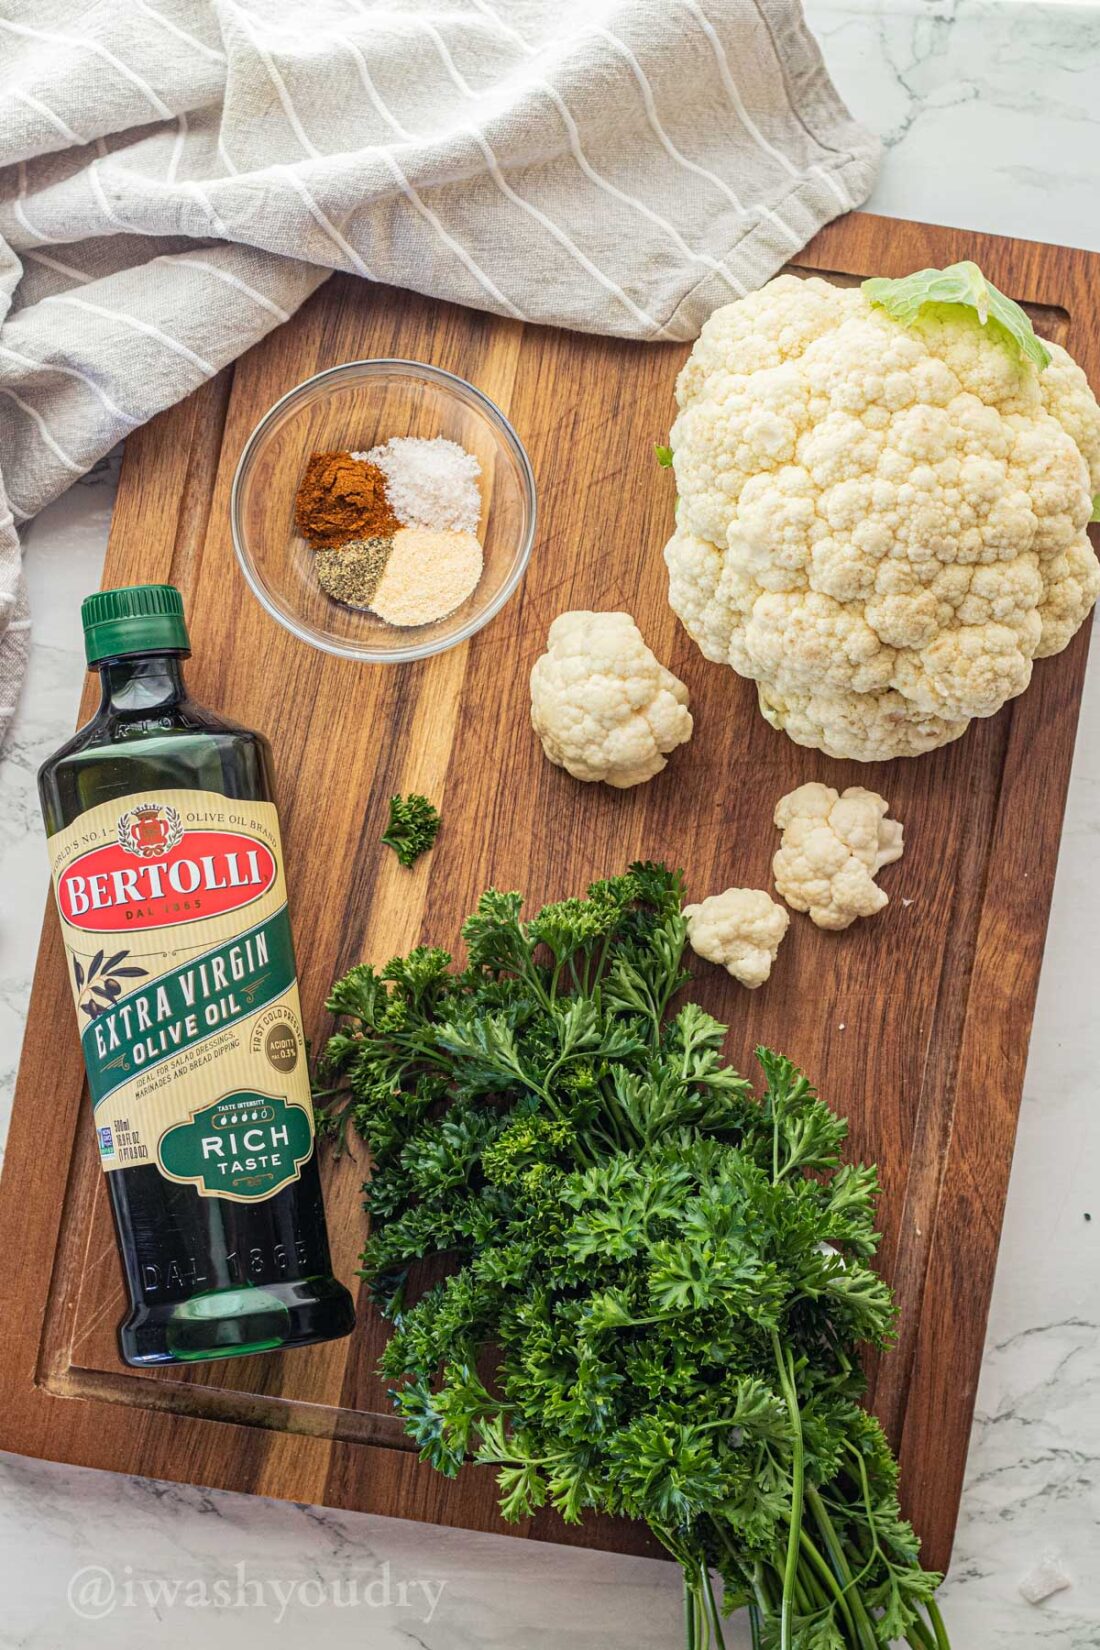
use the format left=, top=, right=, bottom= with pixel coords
left=47, top=788, right=315, bottom=1203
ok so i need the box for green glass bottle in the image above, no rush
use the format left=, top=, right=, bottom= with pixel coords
left=39, top=584, right=356, bottom=1366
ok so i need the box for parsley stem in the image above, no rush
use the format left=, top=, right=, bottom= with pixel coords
left=692, top=1574, right=710, bottom=1650
left=685, top=1568, right=712, bottom=1650
left=755, top=1563, right=777, bottom=1616
left=797, top=1528, right=861, bottom=1644
left=770, top=1330, right=805, bottom=1650
left=905, top=1612, right=937, bottom=1650
left=804, top=1487, right=879, bottom=1650
left=926, top=1598, right=952, bottom=1650
left=700, top=1562, right=728, bottom=1649
left=683, top=1570, right=695, bottom=1650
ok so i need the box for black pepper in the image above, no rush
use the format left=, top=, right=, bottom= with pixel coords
left=314, top=536, right=394, bottom=609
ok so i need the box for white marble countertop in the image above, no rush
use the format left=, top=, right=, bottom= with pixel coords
left=2, top=3, right=1098, bottom=1645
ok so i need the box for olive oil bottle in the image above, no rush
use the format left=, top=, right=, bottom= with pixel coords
left=39, top=584, right=355, bottom=1366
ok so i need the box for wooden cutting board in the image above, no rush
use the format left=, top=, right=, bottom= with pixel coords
left=3, top=212, right=1098, bottom=1576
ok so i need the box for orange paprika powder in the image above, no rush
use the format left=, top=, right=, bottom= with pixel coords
left=294, top=450, right=399, bottom=548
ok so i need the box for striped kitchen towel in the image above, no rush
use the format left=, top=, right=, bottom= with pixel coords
left=0, top=0, right=879, bottom=731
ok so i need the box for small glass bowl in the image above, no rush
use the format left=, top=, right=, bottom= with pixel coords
left=231, top=359, right=537, bottom=663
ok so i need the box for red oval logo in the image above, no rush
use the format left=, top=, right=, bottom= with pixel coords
left=58, top=829, right=277, bottom=933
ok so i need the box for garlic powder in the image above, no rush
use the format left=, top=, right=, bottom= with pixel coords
left=370, top=528, right=484, bottom=627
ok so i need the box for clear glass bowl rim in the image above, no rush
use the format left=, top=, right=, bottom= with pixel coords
left=230, top=357, right=538, bottom=664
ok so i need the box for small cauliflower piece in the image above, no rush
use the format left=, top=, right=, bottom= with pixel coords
left=773, top=783, right=904, bottom=930
left=683, top=887, right=789, bottom=989
left=530, top=611, right=692, bottom=787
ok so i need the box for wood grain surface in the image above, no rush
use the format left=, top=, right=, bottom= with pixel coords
left=3, top=212, right=1098, bottom=1577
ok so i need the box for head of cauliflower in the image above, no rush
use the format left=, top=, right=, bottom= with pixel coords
left=663, top=272, right=1100, bottom=761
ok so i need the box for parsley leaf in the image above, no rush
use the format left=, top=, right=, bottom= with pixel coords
left=381, top=792, right=441, bottom=868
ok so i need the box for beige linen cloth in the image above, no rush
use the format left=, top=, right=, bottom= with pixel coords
left=0, top=0, right=879, bottom=733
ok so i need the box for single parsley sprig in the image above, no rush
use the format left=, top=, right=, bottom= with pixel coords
left=319, top=864, right=950, bottom=1650
left=381, top=793, right=441, bottom=868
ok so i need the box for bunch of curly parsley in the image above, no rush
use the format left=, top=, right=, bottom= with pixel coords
left=319, top=864, right=951, bottom=1650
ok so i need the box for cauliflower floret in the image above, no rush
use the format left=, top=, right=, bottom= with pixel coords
left=1040, top=341, right=1100, bottom=482
left=683, top=887, right=789, bottom=988
left=530, top=611, right=692, bottom=787
left=1035, top=538, right=1100, bottom=656
left=758, top=682, right=966, bottom=762
left=664, top=272, right=1100, bottom=761
left=773, top=783, right=904, bottom=930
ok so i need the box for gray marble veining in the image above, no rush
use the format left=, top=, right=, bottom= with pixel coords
left=809, top=0, right=1100, bottom=253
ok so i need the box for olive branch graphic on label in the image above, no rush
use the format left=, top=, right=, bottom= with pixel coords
left=73, top=949, right=150, bottom=1021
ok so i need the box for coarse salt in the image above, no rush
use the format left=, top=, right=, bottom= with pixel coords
left=355, top=436, right=482, bottom=534
left=1018, top=1556, right=1072, bottom=1605
left=370, top=527, right=483, bottom=627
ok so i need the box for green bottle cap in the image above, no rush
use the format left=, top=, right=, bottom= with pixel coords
left=82, top=584, right=191, bottom=666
